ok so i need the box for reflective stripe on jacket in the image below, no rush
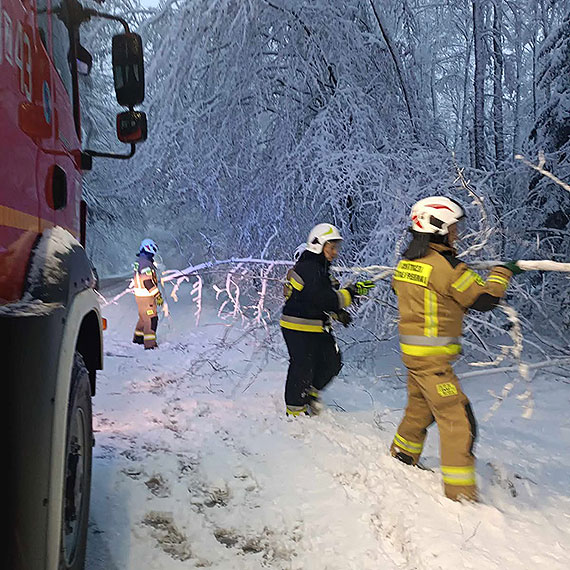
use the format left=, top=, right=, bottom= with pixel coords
left=392, top=242, right=512, bottom=356
left=133, top=253, right=160, bottom=298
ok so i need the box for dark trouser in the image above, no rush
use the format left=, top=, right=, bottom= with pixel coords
left=281, top=328, right=342, bottom=407
left=134, top=296, right=158, bottom=348
left=391, top=354, right=478, bottom=501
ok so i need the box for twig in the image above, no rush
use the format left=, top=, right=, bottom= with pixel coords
left=515, top=152, right=570, bottom=194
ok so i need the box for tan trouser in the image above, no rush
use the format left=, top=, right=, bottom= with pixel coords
left=391, top=354, right=477, bottom=501
left=134, top=296, right=158, bottom=349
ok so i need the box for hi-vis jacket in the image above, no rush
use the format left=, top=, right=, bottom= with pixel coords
left=133, top=253, right=160, bottom=298
left=280, top=251, right=352, bottom=333
left=392, top=242, right=512, bottom=357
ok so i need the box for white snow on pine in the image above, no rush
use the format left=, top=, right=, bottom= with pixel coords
left=86, top=280, right=570, bottom=570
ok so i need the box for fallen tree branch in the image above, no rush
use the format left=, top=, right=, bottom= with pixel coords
left=515, top=151, right=570, bottom=194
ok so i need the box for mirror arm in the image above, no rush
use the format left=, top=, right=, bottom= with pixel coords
left=80, top=8, right=131, bottom=33
left=84, top=144, right=136, bottom=160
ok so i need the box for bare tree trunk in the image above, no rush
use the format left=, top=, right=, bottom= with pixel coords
left=492, top=0, right=505, bottom=166
left=511, top=2, right=522, bottom=157
left=473, top=0, right=486, bottom=170
left=368, top=0, right=416, bottom=131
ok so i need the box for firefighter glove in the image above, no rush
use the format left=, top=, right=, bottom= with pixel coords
left=156, top=293, right=164, bottom=306
left=501, top=261, right=524, bottom=275
left=336, top=309, right=353, bottom=327
left=353, top=280, right=375, bottom=296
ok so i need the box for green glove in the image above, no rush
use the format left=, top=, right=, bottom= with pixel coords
left=501, top=261, right=524, bottom=275
left=354, top=280, right=375, bottom=296
left=156, top=293, right=164, bottom=306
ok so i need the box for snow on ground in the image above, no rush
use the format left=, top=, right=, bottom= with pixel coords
left=87, top=280, right=570, bottom=570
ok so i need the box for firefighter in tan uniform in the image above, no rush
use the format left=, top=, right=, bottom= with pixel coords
left=133, top=238, right=164, bottom=349
left=390, top=197, right=524, bottom=501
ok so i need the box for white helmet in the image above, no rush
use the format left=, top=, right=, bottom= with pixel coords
left=306, top=223, right=343, bottom=254
left=410, top=197, right=465, bottom=235
left=140, top=238, right=158, bottom=255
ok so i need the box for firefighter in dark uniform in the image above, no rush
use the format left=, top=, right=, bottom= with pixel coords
left=133, top=238, right=164, bottom=349
left=280, top=224, right=375, bottom=416
left=390, top=197, right=524, bottom=501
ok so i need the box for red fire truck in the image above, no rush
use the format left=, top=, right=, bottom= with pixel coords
left=1, top=0, right=147, bottom=568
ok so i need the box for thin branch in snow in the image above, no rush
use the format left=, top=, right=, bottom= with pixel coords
left=515, top=151, right=570, bottom=194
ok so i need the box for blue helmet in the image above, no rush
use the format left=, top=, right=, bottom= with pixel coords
left=140, top=238, right=158, bottom=255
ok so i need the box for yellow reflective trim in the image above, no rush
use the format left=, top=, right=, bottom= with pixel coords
left=279, top=319, right=323, bottom=333
left=400, top=343, right=461, bottom=356
left=146, top=309, right=155, bottom=315
left=339, top=288, right=351, bottom=308
left=286, top=406, right=308, bottom=416
left=436, top=382, right=458, bottom=397
left=452, top=270, right=480, bottom=292
left=144, top=334, right=156, bottom=340
left=441, top=465, right=476, bottom=486
left=394, top=260, right=433, bottom=287
left=442, top=476, right=476, bottom=486
left=290, top=277, right=304, bottom=291
left=134, top=331, right=144, bottom=336
left=394, top=433, right=423, bottom=454
left=424, top=289, right=438, bottom=337
left=487, top=275, right=509, bottom=289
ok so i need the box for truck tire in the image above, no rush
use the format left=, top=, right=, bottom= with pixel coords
left=59, top=353, right=93, bottom=570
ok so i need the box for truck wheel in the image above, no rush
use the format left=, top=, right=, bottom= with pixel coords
left=60, top=353, right=93, bottom=570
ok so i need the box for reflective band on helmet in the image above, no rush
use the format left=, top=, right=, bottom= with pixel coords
left=400, top=343, right=462, bottom=356
left=424, top=289, right=438, bottom=337
left=393, top=433, right=423, bottom=455
left=441, top=465, right=476, bottom=486
left=487, top=275, right=509, bottom=289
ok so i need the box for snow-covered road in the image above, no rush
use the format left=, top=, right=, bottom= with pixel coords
left=86, top=281, right=570, bottom=569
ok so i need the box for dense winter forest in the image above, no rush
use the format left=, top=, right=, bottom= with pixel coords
left=80, top=0, right=569, bottom=352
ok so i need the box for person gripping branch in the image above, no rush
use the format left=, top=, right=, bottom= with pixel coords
left=390, top=196, right=523, bottom=502
left=132, top=238, right=164, bottom=350
left=280, top=224, right=375, bottom=417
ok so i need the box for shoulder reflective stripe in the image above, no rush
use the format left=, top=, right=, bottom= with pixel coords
left=399, top=335, right=461, bottom=346
left=452, top=269, right=480, bottom=292
left=400, top=343, right=462, bottom=356
left=424, top=289, right=438, bottom=337
left=393, top=260, right=433, bottom=287
left=487, top=275, right=509, bottom=289
left=441, top=465, right=476, bottom=486
left=290, top=276, right=304, bottom=291
left=393, top=433, right=423, bottom=454
left=337, top=288, right=351, bottom=308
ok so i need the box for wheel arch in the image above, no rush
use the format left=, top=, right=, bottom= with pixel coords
left=76, top=309, right=102, bottom=395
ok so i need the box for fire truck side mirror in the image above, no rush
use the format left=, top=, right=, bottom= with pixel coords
left=112, top=33, right=145, bottom=107
left=116, top=110, right=148, bottom=144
